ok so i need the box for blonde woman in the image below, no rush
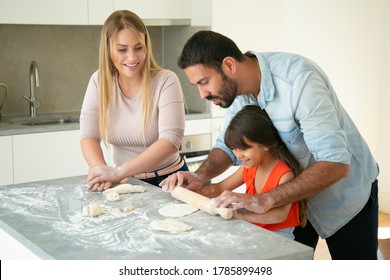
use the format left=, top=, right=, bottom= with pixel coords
left=80, top=10, right=188, bottom=191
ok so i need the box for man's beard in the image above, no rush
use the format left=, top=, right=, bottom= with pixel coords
left=207, top=73, right=238, bottom=108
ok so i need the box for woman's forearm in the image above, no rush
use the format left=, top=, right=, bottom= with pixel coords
left=80, top=138, right=106, bottom=167
left=119, top=139, right=178, bottom=178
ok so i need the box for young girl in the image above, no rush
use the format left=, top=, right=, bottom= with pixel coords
left=199, top=105, right=306, bottom=239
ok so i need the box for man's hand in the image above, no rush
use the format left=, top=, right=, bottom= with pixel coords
left=159, top=171, right=203, bottom=191
left=213, top=190, right=270, bottom=214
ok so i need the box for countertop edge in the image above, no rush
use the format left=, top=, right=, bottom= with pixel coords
left=0, top=219, right=53, bottom=260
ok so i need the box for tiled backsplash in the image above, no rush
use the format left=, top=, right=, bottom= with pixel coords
left=0, top=24, right=208, bottom=118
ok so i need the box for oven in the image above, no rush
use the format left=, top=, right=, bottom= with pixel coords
left=179, top=134, right=211, bottom=172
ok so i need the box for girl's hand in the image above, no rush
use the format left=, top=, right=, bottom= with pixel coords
left=213, top=190, right=269, bottom=214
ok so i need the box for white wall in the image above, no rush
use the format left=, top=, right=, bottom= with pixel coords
left=211, top=0, right=389, bottom=213
left=378, top=0, right=390, bottom=213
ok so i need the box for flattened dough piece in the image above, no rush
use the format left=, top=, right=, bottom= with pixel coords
left=103, top=183, right=146, bottom=195
left=158, top=203, right=198, bottom=218
left=150, top=218, right=192, bottom=233
left=108, top=207, right=122, bottom=217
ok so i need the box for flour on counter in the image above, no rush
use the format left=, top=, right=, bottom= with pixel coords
left=0, top=177, right=272, bottom=259
left=123, top=205, right=135, bottom=213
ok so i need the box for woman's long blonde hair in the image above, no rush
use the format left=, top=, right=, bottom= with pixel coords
left=98, top=10, right=162, bottom=144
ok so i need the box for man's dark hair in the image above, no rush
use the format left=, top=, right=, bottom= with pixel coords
left=178, top=30, right=245, bottom=73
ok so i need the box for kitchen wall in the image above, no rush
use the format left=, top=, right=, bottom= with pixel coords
left=0, top=24, right=208, bottom=117
left=211, top=0, right=389, bottom=213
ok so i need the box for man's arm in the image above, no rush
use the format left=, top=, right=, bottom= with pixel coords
left=160, top=148, right=233, bottom=191
left=195, top=148, right=233, bottom=182
left=214, top=161, right=349, bottom=213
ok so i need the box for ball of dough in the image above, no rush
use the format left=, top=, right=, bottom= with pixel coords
left=82, top=202, right=102, bottom=217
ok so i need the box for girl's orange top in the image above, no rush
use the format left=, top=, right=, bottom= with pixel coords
left=242, top=160, right=300, bottom=231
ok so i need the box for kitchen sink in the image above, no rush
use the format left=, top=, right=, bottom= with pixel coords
left=9, top=115, right=79, bottom=126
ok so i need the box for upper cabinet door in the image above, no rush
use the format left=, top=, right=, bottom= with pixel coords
left=0, top=0, right=209, bottom=26
left=0, top=0, right=88, bottom=25
left=88, top=0, right=114, bottom=25
left=114, top=0, right=191, bottom=19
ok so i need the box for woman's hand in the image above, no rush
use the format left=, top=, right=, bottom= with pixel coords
left=159, top=171, right=203, bottom=192
left=87, top=181, right=114, bottom=192
left=87, top=165, right=127, bottom=191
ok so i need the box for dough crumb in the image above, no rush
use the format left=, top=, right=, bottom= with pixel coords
left=106, top=191, right=121, bottom=201
left=82, top=202, right=102, bottom=217
left=123, top=205, right=135, bottom=213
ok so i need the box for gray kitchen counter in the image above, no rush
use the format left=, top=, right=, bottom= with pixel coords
left=0, top=176, right=313, bottom=260
left=0, top=112, right=212, bottom=136
left=0, top=112, right=81, bottom=136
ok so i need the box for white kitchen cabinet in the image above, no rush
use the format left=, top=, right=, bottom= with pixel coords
left=184, top=118, right=212, bottom=136
left=88, top=0, right=192, bottom=25
left=0, top=0, right=88, bottom=25
left=0, top=227, right=40, bottom=259
left=13, top=130, right=88, bottom=184
left=0, top=136, right=13, bottom=186
left=114, top=0, right=191, bottom=20
left=0, top=0, right=207, bottom=26
left=88, top=0, right=114, bottom=25
left=94, top=0, right=208, bottom=26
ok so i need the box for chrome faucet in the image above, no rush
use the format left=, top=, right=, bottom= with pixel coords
left=24, top=61, right=40, bottom=117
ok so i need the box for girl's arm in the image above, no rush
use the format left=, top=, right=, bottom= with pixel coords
left=232, top=171, right=294, bottom=224
left=196, top=166, right=245, bottom=198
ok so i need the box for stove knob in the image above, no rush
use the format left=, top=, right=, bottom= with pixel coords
left=185, top=141, right=193, bottom=149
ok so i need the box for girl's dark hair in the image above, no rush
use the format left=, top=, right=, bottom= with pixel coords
left=178, top=30, right=245, bottom=74
left=225, top=105, right=307, bottom=227
left=225, top=105, right=302, bottom=176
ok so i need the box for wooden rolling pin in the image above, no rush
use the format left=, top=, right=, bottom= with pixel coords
left=171, top=186, right=233, bottom=220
